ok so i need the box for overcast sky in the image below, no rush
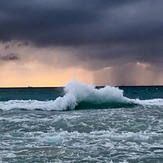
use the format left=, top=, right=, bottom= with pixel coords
left=0, top=0, right=163, bottom=86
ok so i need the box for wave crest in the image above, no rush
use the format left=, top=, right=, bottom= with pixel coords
left=0, top=80, right=163, bottom=111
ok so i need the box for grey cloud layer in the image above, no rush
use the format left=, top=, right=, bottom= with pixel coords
left=0, top=0, right=163, bottom=83
left=1, top=0, right=162, bottom=46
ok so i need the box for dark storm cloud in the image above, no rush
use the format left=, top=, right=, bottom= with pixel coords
left=0, top=0, right=163, bottom=73
left=0, top=53, right=20, bottom=61
left=0, top=0, right=157, bottom=46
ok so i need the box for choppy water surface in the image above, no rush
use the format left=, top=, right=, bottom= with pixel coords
left=0, top=81, right=163, bottom=162
left=1, top=107, right=163, bottom=162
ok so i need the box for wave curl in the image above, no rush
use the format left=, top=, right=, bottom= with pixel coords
left=0, top=80, right=163, bottom=111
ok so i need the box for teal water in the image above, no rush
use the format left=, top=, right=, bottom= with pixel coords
left=0, top=81, right=163, bottom=162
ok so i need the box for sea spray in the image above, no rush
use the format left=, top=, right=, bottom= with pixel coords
left=0, top=80, right=163, bottom=111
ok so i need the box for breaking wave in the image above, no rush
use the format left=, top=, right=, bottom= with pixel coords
left=0, top=80, right=163, bottom=111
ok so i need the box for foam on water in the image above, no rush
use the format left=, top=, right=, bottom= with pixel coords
left=0, top=98, right=163, bottom=162
left=0, top=80, right=163, bottom=111
left=1, top=128, right=162, bottom=162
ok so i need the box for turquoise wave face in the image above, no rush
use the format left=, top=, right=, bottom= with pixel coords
left=0, top=80, right=163, bottom=111
left=74, top=101, right=137, bottom=110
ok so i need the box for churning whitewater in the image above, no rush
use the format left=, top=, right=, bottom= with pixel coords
left=0, top=80, right=163, bottom=111
left=0, top=81, right=163, bottom=162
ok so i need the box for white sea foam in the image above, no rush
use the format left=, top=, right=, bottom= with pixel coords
left=135, top=98, right=163, bottom=106
left=0, top=80, right=163, bottom=111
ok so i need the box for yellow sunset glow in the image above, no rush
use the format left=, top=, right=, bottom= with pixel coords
left=0, top=64, right=93, bottom=87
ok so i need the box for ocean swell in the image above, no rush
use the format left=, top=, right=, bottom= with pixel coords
left=0, top=80, right=163, bottom=111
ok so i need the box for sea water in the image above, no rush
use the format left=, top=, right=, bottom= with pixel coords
left=0, top=80, right=163, bottom=163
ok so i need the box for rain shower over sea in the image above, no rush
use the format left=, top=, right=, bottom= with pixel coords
left=0, top=80, right=163, bottom=162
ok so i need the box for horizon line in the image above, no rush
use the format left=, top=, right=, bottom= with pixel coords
left=0, top=85, right=163, bottom=88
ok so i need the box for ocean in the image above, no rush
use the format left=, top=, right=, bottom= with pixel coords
left=0, top=80, right=163, bottom=163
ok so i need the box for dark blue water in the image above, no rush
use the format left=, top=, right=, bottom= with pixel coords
left=0, top=81, right=163, bottom=162
left=1, top=86, right=163, bottom=101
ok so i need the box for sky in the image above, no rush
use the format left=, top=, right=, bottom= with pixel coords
left=0, top=0, right=163, bottom=87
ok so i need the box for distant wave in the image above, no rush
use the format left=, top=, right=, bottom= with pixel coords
left=0, top=80, right=163, bottom=111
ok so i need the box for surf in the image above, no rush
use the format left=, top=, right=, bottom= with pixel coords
left=0, top=80, right=163, bottom=111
